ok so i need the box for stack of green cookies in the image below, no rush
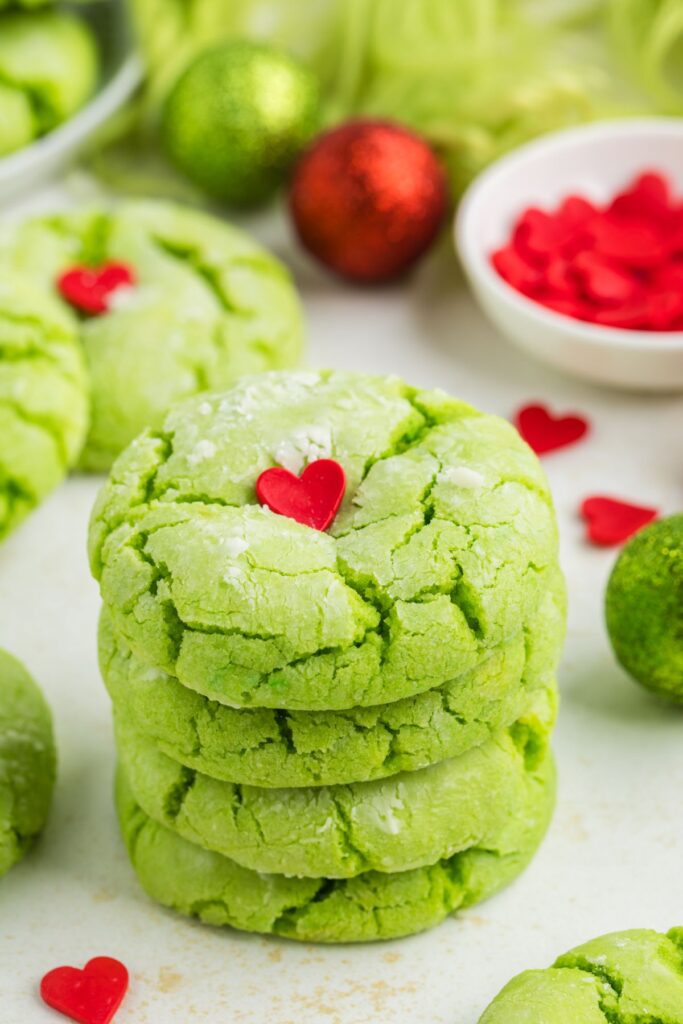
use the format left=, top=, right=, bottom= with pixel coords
left=89, top=370, right=566, bottom=943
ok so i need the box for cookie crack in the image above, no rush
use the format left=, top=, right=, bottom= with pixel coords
left=162, top=764, right=196, bottom=821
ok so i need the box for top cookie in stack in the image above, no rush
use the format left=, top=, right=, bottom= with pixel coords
left=89, top=370, right=566, bottom=942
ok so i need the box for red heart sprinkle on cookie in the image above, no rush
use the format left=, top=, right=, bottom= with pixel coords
left=256, top=459, right=346, bottom=531
left=57, top=263, right=136, bottom=316
left=580, top=496, right=658, bottom=546
left=514, top=403, right=590, bottom=455
left=40, top=957, right=128, bottom=1024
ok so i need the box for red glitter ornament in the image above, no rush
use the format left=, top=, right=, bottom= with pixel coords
left=289, top=119, right=448, bottom=283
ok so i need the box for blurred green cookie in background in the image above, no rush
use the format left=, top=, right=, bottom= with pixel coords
left=0, top=279, right=88, bottom=543
left=0, top=201, right=305, bottom=471
left=0, top=649, right=56, bottom=878
left=478, top=928, right=683, bottom=1022
left=0, top=9, right=99, bottom=157
left=606, top=515, right=683, bottom=703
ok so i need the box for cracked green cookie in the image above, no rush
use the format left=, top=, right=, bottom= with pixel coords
left=478, top=928, right=683, bottom=1022
left=115, top=680, right=555, bottom=879
left=90, top=371, right=563, bottom=710
left=116, top=745, right=555, bottom=943
left=0, top=10, right=98, bottom=157
left=0, top=202, right=304, bottom=470
left=0, top=278, right=89, bottom=542
left=0, top=649, right=56, bottom=878
left=100, top=564, right=562, bottom=788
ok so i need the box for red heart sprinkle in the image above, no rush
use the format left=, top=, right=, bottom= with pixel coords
left=654, top=260, right=683, bottom=290
left=256, top=459, right=346, bottom=531
left=607, top=171, right=671, bottom=223
left=544, top=257, right=579, bottom=298
left=491, top=245, right=544, bottom=295
left=587, top=217, right=667, bottom=269
left=57, top=263, right=136, bottom=316
left=514, top=403, right=590, bottom=455
left=580, top=496, right=658, bottom=546
left=593, top=300, right=651, bottom=330
left=513, top=207, right=564, bottom=264
left=572, top=251, right=641, bottom=306
left=646, top=287, right=683, bottom=331
left=40, top=957, right=128, bottom=1024
left=557, top=195, right=598, bottom=230
left=669, top=213, right=683, bottom=257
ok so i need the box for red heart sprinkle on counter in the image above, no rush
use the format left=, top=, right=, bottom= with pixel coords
left=257, top=459, right=346, bottom=531
left=515, top=403, right=590, bottom=455
left=40, top=957, right=128, bottom=1024
left=57, top=263, right=136, bottom=316
left=580, top=496, right=658, bottom=546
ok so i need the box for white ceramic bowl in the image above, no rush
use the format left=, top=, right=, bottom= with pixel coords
left=0, top=1, right=142, bottom=204
left=456, top=119, right=683, bottom=391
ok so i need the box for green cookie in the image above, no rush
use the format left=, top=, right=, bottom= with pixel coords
left=0, top=10, right=98, bottom=157
left=0, top=278, right=89, bottom=542
left=0, top=650, right=56, bottom=877
left=90, top=371, right=563, bottom=710
left=478, top=928, right=683, bottom=1022
left=100, top=566, right=562, bottom=788
left=0, top=202, right=304, bottom=470
left=115, top=679, right=555, bottom=878
left=606, top=515, right=683, bottom=702
left=116, top=748, right=555, bottom=943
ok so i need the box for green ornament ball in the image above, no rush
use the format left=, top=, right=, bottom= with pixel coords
left=162, top=40, right=320, bottom=207
left=605, top=514, right=683, bottom=702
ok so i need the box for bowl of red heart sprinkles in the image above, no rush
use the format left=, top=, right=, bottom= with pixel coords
left=456, top=119, right=683, bottom=390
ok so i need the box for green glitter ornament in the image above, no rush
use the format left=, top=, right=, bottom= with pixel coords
left=162, top=40, right=320, bottom=207
left=606, top=514, right=683, bottom=702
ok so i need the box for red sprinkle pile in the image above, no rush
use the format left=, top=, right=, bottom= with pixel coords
left=491, top=171, right=683, bottom=331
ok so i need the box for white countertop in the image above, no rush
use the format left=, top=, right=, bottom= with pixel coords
left=1, top=184, right=682, bottom=1023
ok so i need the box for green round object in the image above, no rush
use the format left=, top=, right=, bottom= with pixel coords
left=88, top=371, right=563, bottom=713
left=478, top=928, right=683, bottom=1022
left=0, top=201, right=304, bottom=471
left=0, top=649, right=56, bottom=878
left=0, top=277, right=89, bottom=542
left=162, top=40, right=320, bottom=206
left=0, top=10, right=99, bottom=158
left=605, top=514, right=683, bottom=701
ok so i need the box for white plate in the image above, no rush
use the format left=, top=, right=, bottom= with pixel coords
left=456, top=119, right=683, bottom=391
left=0, top=2, right=142, bottom=203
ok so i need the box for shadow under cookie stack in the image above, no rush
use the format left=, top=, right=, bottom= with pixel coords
left=89, top=370, right=566, bottom=943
